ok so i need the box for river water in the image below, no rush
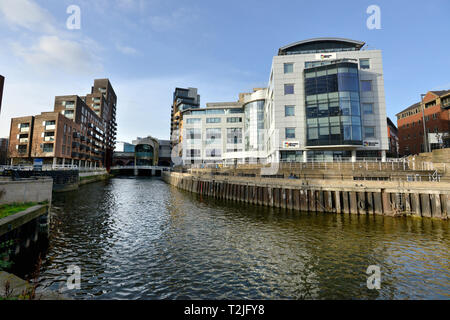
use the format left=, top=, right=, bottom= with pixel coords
left=33, top=177, right=449, bottom=299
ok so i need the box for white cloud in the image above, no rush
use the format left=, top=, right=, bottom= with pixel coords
left=0, top=0, right=56, bottom=33
left=148, top=7, right=199, bottom=32
left=0, top=0, right=103, bottom=75
left=116, top=44, right=140, bottom=56
left=12, top=36, right=102, bottom=74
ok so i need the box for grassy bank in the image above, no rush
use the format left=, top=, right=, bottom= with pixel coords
left=0, top=203, right=37, bottom=220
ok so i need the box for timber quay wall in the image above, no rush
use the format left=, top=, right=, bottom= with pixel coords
left=163, top=172, right=450, bottom=220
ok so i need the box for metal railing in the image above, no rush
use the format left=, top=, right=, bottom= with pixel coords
left=0, top=164, right=106, bottom=172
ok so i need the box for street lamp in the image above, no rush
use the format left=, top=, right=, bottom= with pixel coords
left=420, top=94, right=429, bottom=152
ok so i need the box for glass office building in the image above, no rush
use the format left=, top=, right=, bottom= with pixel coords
left=244, top=100, right=265, bottom=152
left=305, top=60, right=363, bottom=147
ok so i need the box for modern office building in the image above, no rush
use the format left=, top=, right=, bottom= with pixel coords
left=396, top=90, right=450, bottom=156
left=0, top=75, right=4, bottom=114
left=387, top=117, right=399, bottom=158
left=132, top=136, right=159, bottom=166
left=182, top=101, right=246, bottom=165
left=8, top=79, right=116, bottom=168
left=113, top=137, right=171, bottom=167
left=180, top=38, right=389, bottom=164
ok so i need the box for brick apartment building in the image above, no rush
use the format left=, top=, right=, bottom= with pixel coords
left=396, top=90, right=450, bottom=156
left=0, top=75, right=4, bottom=114
left=8, top=79, right=117, bottom=169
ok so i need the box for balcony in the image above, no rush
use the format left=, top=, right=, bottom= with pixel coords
left=442, top=100, right=450, bottom=109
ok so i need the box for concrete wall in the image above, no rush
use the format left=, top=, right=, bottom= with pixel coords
left=0, top=178, right=53, bottom=205
left=163, top=172, right=450, bottom=220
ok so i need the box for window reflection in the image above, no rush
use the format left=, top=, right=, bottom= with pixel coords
left=304, top=62, right=363, bottom=146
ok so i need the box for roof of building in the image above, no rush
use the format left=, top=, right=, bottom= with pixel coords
left=278, top=38, right=365, bottom=55
left=396, top=89, right=450, bottom=116
left=395, top=102, right=421, bottom=117
left=430, top=90, right=450, bottom=97
left=205, top=102, right=243, bottom=108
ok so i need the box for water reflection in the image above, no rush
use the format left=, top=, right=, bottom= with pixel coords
left=35, top=177, right=450, bottom=300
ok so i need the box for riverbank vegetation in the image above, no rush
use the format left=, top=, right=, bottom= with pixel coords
left=0, top=203, right=37, bottom=220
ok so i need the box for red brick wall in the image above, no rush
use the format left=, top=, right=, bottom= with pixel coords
left=398, top=94, right=450, bottom=155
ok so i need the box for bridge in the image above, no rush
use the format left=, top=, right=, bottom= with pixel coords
left=110, top=165, right=171, bottom=176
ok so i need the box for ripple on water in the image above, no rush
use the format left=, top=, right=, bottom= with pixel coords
left=35, top=178, right=450, bottom=300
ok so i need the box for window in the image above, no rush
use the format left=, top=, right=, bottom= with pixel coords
left=206, top=149, right=221, bottom=157
left=206, top=128, right=221, bottom=144
left=206, top=118, right=221, bottom=124
left=227, top=117, right=242, bottom=123
left=360, top=59, right=370, bottom=69
left=187, top=149, right=201, bottom=157
left=284, top=63, right=294, bottom=74
left=226, top=148, right=243, bottom=153
left=186, top=118, right=201, bottom=124
left=284, top=84, right=294, bottom=95
left=42, top=143, right=54, bottom=153
left=186, top=128, right=201, bottom=140
left=17, top=145, right=27, bottom=154
left=364, top=126, right=375, bottom=138
left=361, top=80, right=372, bottom=92
left=206, top=109, right=225, bottom=115
left=285, top=105, right=295, bottom=117
left=362, top=103, right=373, bottom=115
left=285, top=128, right=295, bottom=139
left=227, top=128, right=242, bottom=144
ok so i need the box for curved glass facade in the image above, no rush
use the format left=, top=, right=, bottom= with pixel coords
left=304, top=61, right=362, bottom=146
left=135, top=144, right=154, bottom=165
left=244, top=100, right=265, bottom=151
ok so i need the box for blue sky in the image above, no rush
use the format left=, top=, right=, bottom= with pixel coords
left=0, top=0, right=449, bottom=142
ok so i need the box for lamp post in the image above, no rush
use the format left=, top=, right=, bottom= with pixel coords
left=420, top=94, right=429, bottom=152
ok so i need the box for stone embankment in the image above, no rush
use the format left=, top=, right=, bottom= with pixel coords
left=163, top=172, right=449, bottom=220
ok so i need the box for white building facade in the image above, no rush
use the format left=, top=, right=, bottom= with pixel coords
left=180, top=38, right=389, bottom=165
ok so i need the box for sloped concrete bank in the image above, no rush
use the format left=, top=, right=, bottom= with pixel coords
left=0, top=271, right=70, bottom=300
left=78, top=172, right=111, bottom=186
left=163, top=172, right=450, bottom=220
